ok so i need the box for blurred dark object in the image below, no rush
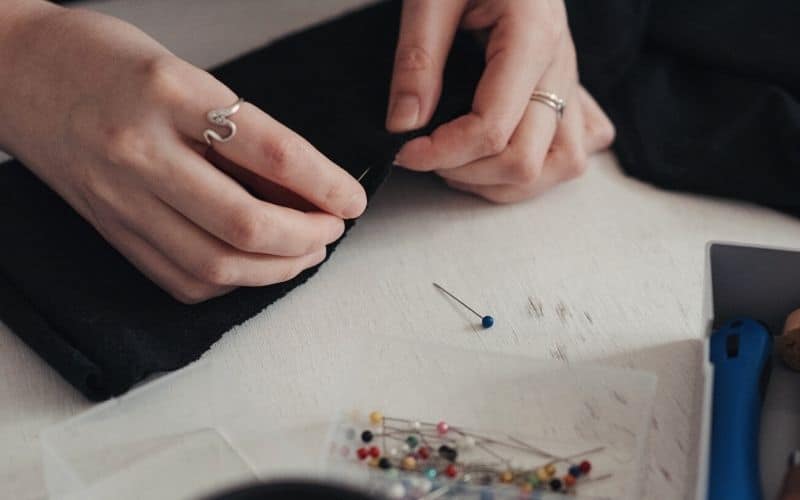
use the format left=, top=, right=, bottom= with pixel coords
left=205, top=481, right=378, bottom=500
left=776, top=308, right=800, bottom=371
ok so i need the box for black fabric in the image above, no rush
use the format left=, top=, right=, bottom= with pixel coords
left=566, top=0, right=800, bottom=216
left=0, top=1, right=481, bottom=400
left=3, top=0, right=798, bottom=400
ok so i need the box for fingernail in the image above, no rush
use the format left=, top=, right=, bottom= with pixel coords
left=342, top=193, right=367, bottom=219
left=387, top=93, right=420, bottom=132
left=312, top=248, right=327, bottom=266
left=393, top=145, right=411, bottom=167
left=330, top=220, right=346, bottom=241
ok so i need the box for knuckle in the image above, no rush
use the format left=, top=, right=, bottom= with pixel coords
left=394, top=44, right=434, bottom=73
left=481, top=123, right=512, bottom=156
left=197, top=254, right=237, bottom=286
left=513, top=163, right=539, bottom=185
left=262, top=135, right=305, bottom=181
left=511, top=152, right=543, bottom=184
left=226, top=211, right=262, bottom=251
left=564, top=148, right=588, bottom=178
left=139, top=56, right=184, bottom=104
left=103, top=126, right=153, bottom=167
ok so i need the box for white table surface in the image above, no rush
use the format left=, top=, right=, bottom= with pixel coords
left=3, top=1, right=800, bottom=499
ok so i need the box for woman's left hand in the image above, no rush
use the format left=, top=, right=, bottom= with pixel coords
left=387, top=0, right=615, bottom=203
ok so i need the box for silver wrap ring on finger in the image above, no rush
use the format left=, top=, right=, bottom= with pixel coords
left=203, top=97, right=244, bottom=145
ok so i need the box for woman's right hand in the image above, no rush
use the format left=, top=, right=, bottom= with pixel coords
left=0, top=3, right=366, bottom=303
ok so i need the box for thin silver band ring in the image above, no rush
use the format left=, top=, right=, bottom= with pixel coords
left=530, top=90, right=566, bottom=119
left=203, top=97, right=244, bottom=145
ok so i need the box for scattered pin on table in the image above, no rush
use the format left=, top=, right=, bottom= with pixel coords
left=433, top=282, right=494, bottom=329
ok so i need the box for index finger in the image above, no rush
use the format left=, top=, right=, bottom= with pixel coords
left=386, top=0, right=466, bottom=132
left=394, top=5, right=563, bottom=171
left=177, top=98, right=367, bottom=219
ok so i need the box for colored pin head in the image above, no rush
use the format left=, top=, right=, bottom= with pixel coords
left=433, top=282, right=494, bottom=329
left=345, top=412, right=608, bottom=495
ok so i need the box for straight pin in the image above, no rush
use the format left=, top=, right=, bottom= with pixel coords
left=508, top=435, right=606, bottom=464
left=357, top=166, right=372, bottom=182
left=433, top=282, right=494, bottom=329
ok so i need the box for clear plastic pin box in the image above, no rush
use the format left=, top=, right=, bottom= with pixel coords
left=324, top=341, right=658, bottom=500
left=328, top=414, right=614, bottom=499
left=42, top=337, right=656, bottom=500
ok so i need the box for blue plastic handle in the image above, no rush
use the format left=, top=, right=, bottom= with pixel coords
left=708, top=318, right=771, bottom=500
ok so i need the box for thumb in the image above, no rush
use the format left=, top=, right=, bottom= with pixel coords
left=386, top=0, right=466, bottom=133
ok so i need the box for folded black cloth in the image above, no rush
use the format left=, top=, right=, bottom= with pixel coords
left=0, top=1, right=481, bottom=400
left=566, top=0, right=800, bottom=216
left=4, top=0, right=798, bottom=400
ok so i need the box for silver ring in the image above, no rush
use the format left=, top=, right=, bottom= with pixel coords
left=530, top=90, right=565, bottom=119
left=203, top=97, right=244, bottom=145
